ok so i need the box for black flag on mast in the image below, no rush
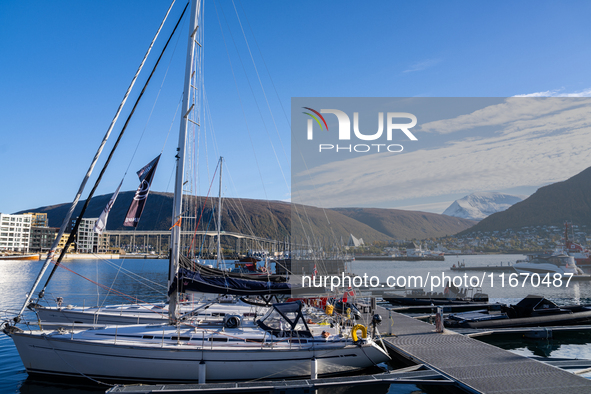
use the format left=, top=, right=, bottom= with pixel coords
left=124, top=155, right=161, bottom=227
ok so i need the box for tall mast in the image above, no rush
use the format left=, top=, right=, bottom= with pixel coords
left=217, top=157, right=223, bottom=268
left=169, top=0, right=201, bottom=323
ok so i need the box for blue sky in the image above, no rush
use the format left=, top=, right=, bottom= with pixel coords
left=1, top=0, right=591, bottom=215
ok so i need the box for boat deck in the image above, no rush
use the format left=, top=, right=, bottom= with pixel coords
left=377, top=305, right=591, bottom=393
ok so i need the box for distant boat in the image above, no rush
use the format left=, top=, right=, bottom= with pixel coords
left=555, top=221, right=591, bottom=266
left=513, top=254, right=583, bottom=276
left=384, top=283, right=489, bottom=306
left=445, top=295, right=591, bottom=329
left=0, top=254, right=39, bottom=261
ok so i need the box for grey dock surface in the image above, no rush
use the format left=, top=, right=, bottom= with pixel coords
left=377, top=305, right=591, bottom=393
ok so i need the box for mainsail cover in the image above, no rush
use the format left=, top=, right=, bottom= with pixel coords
left=179, top=254, right=287, bottom=282
left=169, top=267, right=291, bottom=296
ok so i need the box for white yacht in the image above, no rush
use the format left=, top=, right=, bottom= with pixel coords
left=513, top=254, right=582, bottom=276
left=7, top=301, right=390, bottom=382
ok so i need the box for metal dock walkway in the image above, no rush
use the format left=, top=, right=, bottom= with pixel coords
left=107, top=364, right=455, bottom=393
left=377, top=305, right=591, bottom=393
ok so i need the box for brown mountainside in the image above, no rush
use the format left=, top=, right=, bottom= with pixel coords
left=333, top=207, right=477, bottom=239
left=19, top=191, right=476, bottom=242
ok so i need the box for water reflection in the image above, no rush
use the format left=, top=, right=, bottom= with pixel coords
left=481, top=331, right=591, bottom=359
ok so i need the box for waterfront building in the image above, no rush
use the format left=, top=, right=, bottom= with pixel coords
left=73, top=218, right=109, bottom=253
left=57, top=232, right=75, bottom=254
left=29, top=227, right=59, bottom=252
left=22, top=212, right=48, bottom=227
left=0, top=213, right=32, bottom=252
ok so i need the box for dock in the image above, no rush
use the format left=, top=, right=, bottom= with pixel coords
left=356, top=255, right=445, bottom=261
left=450, top=264, right=514, bottom=272
left=386, top=302, right=496, bottom=314
left=452, top=324, right=591, bottom=338
left=377, top=305, right=591, bottom=393
left=107, top=365, right=454, bottom=393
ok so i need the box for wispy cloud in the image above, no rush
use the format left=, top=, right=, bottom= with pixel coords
left=514, top=88, right=591, bottom=97
left=420, top=98, right=591, bottom=134
left=403, top=58, right=442, bottom=73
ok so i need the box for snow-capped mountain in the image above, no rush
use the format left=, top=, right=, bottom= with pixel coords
left=442, top=192, right=525, bottom=221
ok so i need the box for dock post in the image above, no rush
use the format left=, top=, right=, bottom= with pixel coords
left=311, top=357, right=318, bottom=380
left=199, top=360, right=206, bottom=384
left=388, top=309, right=392, bottom=335
left=435, top=306, right=443, bottom=333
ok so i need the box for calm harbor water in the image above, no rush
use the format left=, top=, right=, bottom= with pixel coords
left=1, top=254, right=590, bottom=393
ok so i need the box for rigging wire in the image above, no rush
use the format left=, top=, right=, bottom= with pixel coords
left=235, top=0, right=346, bottom=266
left=189, top=160, right=220, bottom=252
left=212, top=1, right=286, bottom=256
left=35, top=2, right=191, bottom=300
left=14, top=0, right=180, bottom=322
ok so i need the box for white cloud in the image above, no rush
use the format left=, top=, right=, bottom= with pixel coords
left=403, top=59, right=442, bottom=73
left=419, top=98, right=591, bottom=134
left=514, top=88, right=591, bottom=98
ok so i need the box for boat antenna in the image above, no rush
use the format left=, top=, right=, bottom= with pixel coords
left=14, top=0, right=179, bottom=322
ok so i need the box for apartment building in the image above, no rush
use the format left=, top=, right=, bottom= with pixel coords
left=74, top=218, right=109, bottom=253
left=0, top=213, right=32, bottom=252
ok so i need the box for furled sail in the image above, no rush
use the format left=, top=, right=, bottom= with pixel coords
left=178, top=254, right=288, bottom=282
left=168, top=267, right=291, bottom=296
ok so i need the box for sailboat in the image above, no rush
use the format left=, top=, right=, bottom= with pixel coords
left=30, top=158, right=286, bottom=328
left=3, top=0, right=389, bottom=383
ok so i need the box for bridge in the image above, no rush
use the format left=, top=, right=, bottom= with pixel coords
left=102, top=230, right=288, bottom=255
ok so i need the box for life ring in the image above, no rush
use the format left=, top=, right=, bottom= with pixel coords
left=351, top=324, right=367, bottom=342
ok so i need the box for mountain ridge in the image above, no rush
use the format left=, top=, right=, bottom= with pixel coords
left=442, top=192, right=525, bottom=221
left=459, top=166, right=591, bottom=234
left=18, top=191, right=477, bottom=242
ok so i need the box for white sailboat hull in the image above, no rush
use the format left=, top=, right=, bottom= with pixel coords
left=33, top=300, right=264, bottom=328
left=9, top=326, right=390, bottom=382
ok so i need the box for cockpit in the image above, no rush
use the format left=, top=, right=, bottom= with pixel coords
left=256, top=301, right=312, bottom=338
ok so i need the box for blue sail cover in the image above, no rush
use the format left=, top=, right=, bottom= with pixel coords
left=169, top=267, right=292, bottom=296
